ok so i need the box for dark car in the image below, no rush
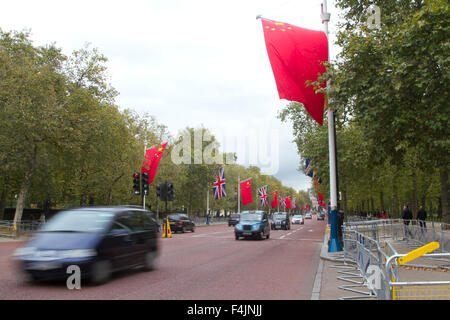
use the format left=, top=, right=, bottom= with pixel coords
left=167, top=213, right=195, bottom=233
left=13, top=206, right=159, bottom=285
left=228, top=214, right=240, bottom=226
left=271, top=212, right=291, bottom=230
left=234, top=211, right=270, bottom=240
left=317, top=212, right=325, bottom=220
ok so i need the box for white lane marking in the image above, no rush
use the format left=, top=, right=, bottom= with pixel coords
left=311, top=259, right=324, bottom=300
left=192, top=231, right=232, bottom=237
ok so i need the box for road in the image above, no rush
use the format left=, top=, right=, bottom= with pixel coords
left=0, top=217, right=326, bottom=300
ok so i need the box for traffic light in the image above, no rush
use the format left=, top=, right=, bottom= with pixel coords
left=167, top=183, right=174, bottom=201
left=142, top=172, right=149, bottom=196
left=156, top=182, right=167, bottom=201
left=132, top=172, right=140, bottom=195
left=156, top=183, right=161, bottom=199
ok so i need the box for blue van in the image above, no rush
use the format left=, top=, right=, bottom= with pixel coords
left=13, top=206, right=159, bottom=284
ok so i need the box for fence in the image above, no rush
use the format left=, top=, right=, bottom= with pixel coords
left=0, top=220, right=43, bottom=238
left=341, top=218, right=450, bottom=300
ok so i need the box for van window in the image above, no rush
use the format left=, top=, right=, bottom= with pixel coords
left=116, top=211, right=155, bottom=232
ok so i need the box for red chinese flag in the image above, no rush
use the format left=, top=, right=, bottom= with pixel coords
left=318, top=193, right=324, bottom=202
left=141, top=142, right=167, bottom=184
left=240, top=179, right=253, bottom=206
left=261, top=18, right=328, bottom=126
left=285, top=196, right=292, bottom=210
left=271, top=191, right=278, bottom=209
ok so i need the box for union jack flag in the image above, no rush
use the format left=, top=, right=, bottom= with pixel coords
left=212, top=167, right=226, bottom=200
left=279, top=196, right=286, bottom=208
left=305, top=158, right=312, bottom=175
left=258, top=186, right=268, bottom=207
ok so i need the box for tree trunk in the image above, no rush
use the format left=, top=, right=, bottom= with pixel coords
left=379, top=191, right=385, bottom=212
left=412, top=168, right=418, bottom=217
left=13, top=146, right=38, bottom=225
left=440, top=166, right=449, bottom=225
left=0, top=176, right=9, bottom=220
left=393, top=176, right=399, bottom=218
left=342, top=189, right=347, bottom=213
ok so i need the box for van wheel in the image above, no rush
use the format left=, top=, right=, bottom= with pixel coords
left=143, top=250, right=157, bottom=271
left=91, top=259, right=112, bottom=285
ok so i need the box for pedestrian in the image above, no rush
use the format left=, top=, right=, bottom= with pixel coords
left=401, top=205, right=412, bottom=239
left=417, top=205, right=427, bottom=232
left=381, top=210, right=389, bottom=220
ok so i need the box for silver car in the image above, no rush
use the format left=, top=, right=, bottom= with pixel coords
left=292, top=215, right=304, bottom=225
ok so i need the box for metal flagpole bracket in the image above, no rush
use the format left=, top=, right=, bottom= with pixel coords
left=321, top=4, right=331, bottom=23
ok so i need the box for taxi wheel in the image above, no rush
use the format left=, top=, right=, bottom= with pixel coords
left=235, top=234, right=239, bottom=240
left=191, top=226, right=195, bottom=232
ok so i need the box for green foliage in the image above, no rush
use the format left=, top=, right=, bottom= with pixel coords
left=0, top=30, right=304, bottom=221
left=279, top=0, right=449, bottom=220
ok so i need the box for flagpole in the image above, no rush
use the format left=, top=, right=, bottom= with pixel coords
left=143, top=141, right=147, bottom=210
left=238, top=174, right=240, bottom=214
left=207, top=188, right=209, bottom=216
left=322, top=0, right=342, bottom=252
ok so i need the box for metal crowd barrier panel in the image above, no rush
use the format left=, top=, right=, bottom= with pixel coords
left=386, top=252, right=450, bottom=300
left=344, top=218, right=450, bottom=253
left=342, top=219, right=450, bottom=300
left=0, top=220, right=44, bottom=238
left=390, top=282, right=450, bottom=300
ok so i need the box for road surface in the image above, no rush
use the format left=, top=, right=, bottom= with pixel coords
left=0, top=217, right=326, bottom=300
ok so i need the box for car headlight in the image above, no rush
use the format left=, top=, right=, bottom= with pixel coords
left=235, top=224, right=243, bottom=231
left=13, top=246, right=36, bottom=258
left=251, top=224, right=260, bottom=231
left=59, top=249, right=97, bottom=259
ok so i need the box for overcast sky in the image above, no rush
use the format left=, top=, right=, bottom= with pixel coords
left=1, top=0, right=341, bottom=192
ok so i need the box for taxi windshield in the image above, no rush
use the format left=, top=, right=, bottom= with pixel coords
left=240, top=213, right=263, bottom=221
left=272, top=214, right=286, bottom=220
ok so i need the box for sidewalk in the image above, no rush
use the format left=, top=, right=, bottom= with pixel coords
left=313, top=226, right=450, bottom=300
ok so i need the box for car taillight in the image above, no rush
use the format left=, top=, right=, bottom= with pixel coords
left=178, top=221, right=183, bottom=226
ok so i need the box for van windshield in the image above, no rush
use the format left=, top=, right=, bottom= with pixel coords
left=40, top=210, right=114, bottom=233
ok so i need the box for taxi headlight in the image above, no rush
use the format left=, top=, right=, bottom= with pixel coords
left=235, top=224, right=243, bottom=231
left=251, top=224, right=260, bottom=231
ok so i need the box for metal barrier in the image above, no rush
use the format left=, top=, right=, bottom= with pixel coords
left=386, top=252, right=450, bottom=300
left=0, top=220, right=43, bottom=238
left=341, top=219, right=450, bottom=300
left=391, top=281, right=450, bottom=300
left=344, top=219, right=450, bottom=253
